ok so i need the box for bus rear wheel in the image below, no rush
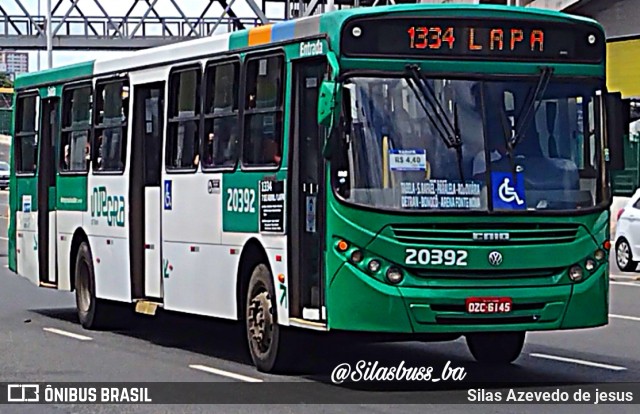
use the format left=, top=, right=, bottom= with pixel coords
left=245, top=263, right=282, bottom=372
left=466, top=332, right=525, bottom=364
left=75, top=242, right=107, bottom=329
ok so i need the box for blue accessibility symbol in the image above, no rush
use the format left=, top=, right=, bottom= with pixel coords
left=491, top=172, right=526, bottom=210
left=164, top=180, right=172, bottom=210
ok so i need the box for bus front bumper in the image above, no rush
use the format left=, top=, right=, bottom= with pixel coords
left=326, top=264, right=608, bottom=334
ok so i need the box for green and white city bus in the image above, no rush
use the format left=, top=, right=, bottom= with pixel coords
left=8, top=4, right=627, bottom=372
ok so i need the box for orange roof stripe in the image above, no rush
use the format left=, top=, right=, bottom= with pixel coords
left=248, top=24, right=273, bottom=46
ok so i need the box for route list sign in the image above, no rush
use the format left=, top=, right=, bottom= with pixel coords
left=401, top=180, right=482, bottom=209
left=259, top=179, right=285, bottom=233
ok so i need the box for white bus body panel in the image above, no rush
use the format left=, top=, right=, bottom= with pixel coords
left=85, top=176, right=131, bottom=302
left=222, top=231, right=289, bottom=325
left=16, top=210, right=38, bottom=286
left=162, top=173, right=236, bottom=318
left=48, top=211, right=57, bottom=284
left=144, top=187, right=162, bottom=298
left=55, top=210, right=82, bottom=291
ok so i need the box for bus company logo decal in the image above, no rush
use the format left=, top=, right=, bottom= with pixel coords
left=163, top=258, right=173, bottom=279
left=60, top=197, right=82, bottom=205
left=90, top=186, right=125, bottom=227
left=488, top=251, right=503, bottom=266
left=300, top=40, right=323, bottom=57
left=472, top=232, right=509, bottom=241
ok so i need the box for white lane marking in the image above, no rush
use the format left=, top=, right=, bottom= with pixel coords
left=43, top=327, right=93, bottom=341
left=0, top=236, right=8, bottom=241
left=610, top=314, right=640, bottom=322
left=189, top=364, right=263, bottom=382
left=611, top=281, right=640, bottom=287
left=529, top=353, right=626, bottom=371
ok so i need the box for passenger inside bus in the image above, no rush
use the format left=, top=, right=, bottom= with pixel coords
left=262, top=138, right=281, bottom=164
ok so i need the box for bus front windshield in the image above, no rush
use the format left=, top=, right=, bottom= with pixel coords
left=333, top=75, right=604, bottom=212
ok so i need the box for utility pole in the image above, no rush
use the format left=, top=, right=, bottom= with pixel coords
left=37, top=0, right=41, bottom=71
left=46, top=0, right=53, bottom=69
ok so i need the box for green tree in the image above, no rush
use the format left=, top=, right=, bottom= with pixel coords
left=0, top=73, right=13, bottom=88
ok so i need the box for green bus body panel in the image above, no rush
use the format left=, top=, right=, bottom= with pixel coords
left=13, top=61, right=94, bottom=91
left=9, top=61, right=94, bottom=271
left=57, top=176, right=89, bottom=211
left=222, top=42, right=300, bottom=232
left=323, top=187, right=610, bottom=332
left=222, top=170, right=288, bottom=232
left=316, top=4, right=604, bottom=58
left=311, top=5, right=607, bottom=333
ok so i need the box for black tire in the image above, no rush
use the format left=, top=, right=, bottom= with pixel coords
left=74, top=242, right=108, bottom=329
left=466, top=332, right=525, bottom=364
left=245, top=263, right=285, bottom=373
left=616, top=238, right=637, bottom=272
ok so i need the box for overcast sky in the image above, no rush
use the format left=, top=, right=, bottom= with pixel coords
left=5, top=0, right=285, bottom=71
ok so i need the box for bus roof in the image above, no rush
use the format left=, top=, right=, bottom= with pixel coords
left=14, top=3, right=603, bottom=90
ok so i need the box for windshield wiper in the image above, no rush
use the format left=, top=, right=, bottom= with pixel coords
left=509, top=66, right=554, bottom=152
left=405, top=65, right=465, bottom=180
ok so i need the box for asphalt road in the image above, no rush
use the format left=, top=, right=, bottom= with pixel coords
left=0, top=191, right=639, bottom=412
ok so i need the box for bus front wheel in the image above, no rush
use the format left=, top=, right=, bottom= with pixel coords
left=245, top=263, right=282, bottom=372
left=74, top=242, right=107, bottom=329
left=466, top=332, right=525, bottom=364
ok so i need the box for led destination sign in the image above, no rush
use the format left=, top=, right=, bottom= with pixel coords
left=341, top=17, right=604, bottom=63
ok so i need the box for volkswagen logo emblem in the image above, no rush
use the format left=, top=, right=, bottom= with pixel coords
left=488, top=251, right=503, bottom=266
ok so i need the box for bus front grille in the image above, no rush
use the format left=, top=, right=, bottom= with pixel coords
left=435, top=315, right=540, bottom=325
left=390, top=223, right=580, bottom=246
left=412, top=268, right=563, bottom=279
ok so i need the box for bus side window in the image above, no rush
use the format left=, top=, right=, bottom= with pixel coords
left=14, top=93, right=39, bottom=174
left=242, top=55, right=284, bottom=168
left=60, top=85, right=92, bottom=173
left=93, top=79, right=129, bottom=172
left=166, top=67, right=201, bottom=171
left=202, top=60, right=239, bottom=170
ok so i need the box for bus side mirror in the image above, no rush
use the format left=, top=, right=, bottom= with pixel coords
left=318, top=51, right=340, bottom=127
left=604, top=92, right=627, bottom=171
left=317, top=81, right=337, bottom=127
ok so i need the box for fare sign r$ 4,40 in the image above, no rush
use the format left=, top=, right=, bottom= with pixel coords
left=91, top=186, right=125, bottom=227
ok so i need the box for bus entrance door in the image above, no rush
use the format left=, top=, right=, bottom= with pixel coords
left=289, top=57, right=327, bottom=323
left=37, top=97, right=60, bottom=287
left=129, top=82, right=165, bottom=301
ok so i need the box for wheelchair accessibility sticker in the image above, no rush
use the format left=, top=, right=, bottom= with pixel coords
left=164, top=180, right=172, bottom=210
left=491, top=172, right=525, bottom=210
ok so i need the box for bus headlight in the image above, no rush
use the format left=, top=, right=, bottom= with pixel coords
left=569, top=265, right=583, bottom=281
left=594, top=249, right=606, bottom=261
left=368, top=259, right=381, bottom=273
left=585, top=259, right=596, bottom=272
left=350, top=250, right=364, bottom=264
left=386, top=267, right=403, bottom=284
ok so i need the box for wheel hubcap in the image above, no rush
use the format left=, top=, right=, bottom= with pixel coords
left=247, top=289, right=273, bottom=356
left=617, top=242, right=630, bottom=267
left=77, top=260, right=91, bottom=313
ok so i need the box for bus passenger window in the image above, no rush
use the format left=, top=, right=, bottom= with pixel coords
left=93, top=80, right=129, bottom=172
left=60, top=85, right=92, bottom=173
left=203, top=61, right=239, bottom=169
left=242, top=55, right=284, bottom=168
left=14, top=94, right=39, bottom=174
left=166, top=67, right=201, bottom=170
